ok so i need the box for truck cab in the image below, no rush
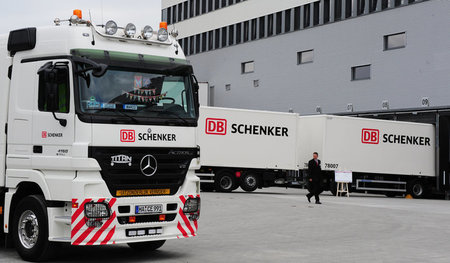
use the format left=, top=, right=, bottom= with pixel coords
left=0, top=11, right=201, bottom=261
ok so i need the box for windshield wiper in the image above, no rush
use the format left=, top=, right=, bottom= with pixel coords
left=101, top=108, right=140, bottom=124
left=158, top=111, right=190, bottom=125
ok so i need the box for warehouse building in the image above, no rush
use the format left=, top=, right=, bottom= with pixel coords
left=161, top=0, right=450, bottom=114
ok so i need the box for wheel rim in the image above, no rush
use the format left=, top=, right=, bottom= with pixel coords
left=220, top=176, right=232, bottom=190
left=412, top=183, right=423, bottom=196
left=245, top=176, right=257, bottom=188
left=18, top=210, right=39, bottom=249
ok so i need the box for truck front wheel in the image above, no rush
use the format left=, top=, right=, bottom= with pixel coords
left=128, top=240, right=166, bottom=251
left=240, top=173, right=259, bottom=192
left=12, top=195, right=57, bottom=261
left=215, top=171, right=236, bottom=192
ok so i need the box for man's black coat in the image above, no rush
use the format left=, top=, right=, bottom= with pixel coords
left=308, top=159, right=322, bottom=183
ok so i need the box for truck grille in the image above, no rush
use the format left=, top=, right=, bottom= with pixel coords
left=89, top=147, right=198, bottom=197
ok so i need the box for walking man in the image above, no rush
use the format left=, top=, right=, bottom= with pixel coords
left=306, top=152, right=323, bottom=204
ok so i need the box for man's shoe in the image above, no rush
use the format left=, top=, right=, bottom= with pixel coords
left=307, top=196, right=311, bottom=203
left=315, top=201, right=322, bottom=204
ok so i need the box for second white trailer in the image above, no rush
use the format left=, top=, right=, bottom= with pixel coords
left=297, top=115, right=436, bottom=197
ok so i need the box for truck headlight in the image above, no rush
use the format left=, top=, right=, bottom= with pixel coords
left=183, top=197, right=200, bottom=213
left=124, top=23, right=136, bottom=37
left=84, top=202, right=111, bottom=218
left=157, top=27, right=168, bottom=42
left=105, top=20, right=118, bottom=35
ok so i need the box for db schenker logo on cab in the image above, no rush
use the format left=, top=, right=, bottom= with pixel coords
left=120, top=129, right=135, bottom=142
left=206, top=118, right=227, bottom=135
left=361, top=129, right=379, bottom=144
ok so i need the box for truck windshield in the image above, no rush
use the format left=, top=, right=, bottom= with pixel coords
left=74, top=57, right=197, bottom=126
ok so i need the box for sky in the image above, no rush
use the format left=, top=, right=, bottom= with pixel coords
left=1, top=0, right=162, bottom=34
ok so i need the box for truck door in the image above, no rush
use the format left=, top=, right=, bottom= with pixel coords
left=31, top=59, right=75, bottom=195
left=439, top=115, right=450, bottom=191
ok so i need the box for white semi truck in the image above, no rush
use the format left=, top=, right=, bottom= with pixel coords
left=197, top=106, right=449, bottom=198
left=0, top=11, right=201, bottom=261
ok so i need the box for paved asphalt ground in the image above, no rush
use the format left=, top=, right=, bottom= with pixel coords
left=1, top=188, right=450, bottom=263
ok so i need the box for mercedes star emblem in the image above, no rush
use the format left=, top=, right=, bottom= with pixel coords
left=140, top=155, right=158, bottom=176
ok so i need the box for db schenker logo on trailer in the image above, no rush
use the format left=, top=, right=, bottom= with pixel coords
left=361, top=129, right=380, bottom=144
left=206, top=118, right=227, bottom=135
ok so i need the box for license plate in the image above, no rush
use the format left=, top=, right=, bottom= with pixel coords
left=116, top=189, right=170, bottom=197
left=136, top=204, right=163, bottom=214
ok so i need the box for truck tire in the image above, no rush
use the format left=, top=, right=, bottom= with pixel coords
left=12, top=195, right=57, bottom=262
left=407, top=180, right=428, bottom=199
left=215, top=170, right=236, bottom=192
left=240, top=173, right=259, bottom=192
left=128, top=240, right=166, bottom=251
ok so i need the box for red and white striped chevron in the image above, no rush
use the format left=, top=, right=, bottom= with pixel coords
left=177, top=195, right=200, bottom=239
left=71, top=198, right=117, bottom=246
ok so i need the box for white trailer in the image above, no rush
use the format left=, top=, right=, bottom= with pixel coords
left=196, top=106, right=299, bottom=192
left=297, top=115, right=436, bottom=197
left=1, top=11, right=201, bottom=261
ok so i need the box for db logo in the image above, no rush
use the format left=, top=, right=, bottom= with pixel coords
left=120, top=129, right=135, bottom=142
left=362, top=129, right=379, bottom=144
left=206, top=118, right=227, bottom=135
left=42, top=131, right=47, bottom=138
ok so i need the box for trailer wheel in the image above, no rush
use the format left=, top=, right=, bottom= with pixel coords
left=12, top=195, right=57, bottom=262
left=128, top=240, right=166, bottom=251
left=407, top=180, right=428, bottom=199
left=215, top=171, right=236, bottom=192
left=240, top=173, right=259, bottom=192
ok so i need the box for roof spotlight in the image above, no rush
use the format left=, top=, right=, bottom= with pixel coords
left=142, top=25, right=153, bottom=39
left=157, top=27, right=168, bottom=42
left=124, top=23, right=136, bottom=37
left=105, top=20, right=118, bottom=35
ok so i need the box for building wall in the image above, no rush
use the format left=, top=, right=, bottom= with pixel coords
left=167, top=0, right=450, bottom=114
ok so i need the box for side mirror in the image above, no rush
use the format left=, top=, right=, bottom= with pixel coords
left=92, top=63, right=108, bottom=77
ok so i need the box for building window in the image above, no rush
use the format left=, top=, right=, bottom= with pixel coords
left=243, top=21, right=249, bottom=42
left=251, top=19, right=257, bottom=40
left=215, top=0, right=220, bottom=10
left=196, top=0, right=200, bottom=16
left=228, top=0, right=233, bottom=5
left=369, top=0, right=377, bottom=13
left=241, top=61, right=254, bottom=74
left=285, top=9, right=291, bottom=32
left=381, top=0, right=388, bottom=10
left=208, top=0, right=213, bottom=12
left=352, top=65, right=371, bottom=81
left=236, top=23, right=242, bottom=44
left=221, top=27, right=227, bottom=47
left=357, top=0, right=366, bottom=15
left=259, top=16, right=265, bottom=38
left=225, top=84, right=231, bottom=91
left=215, top=29, right=220, bottom=49
left=184, top=2, right=188, bottom=19
left=394, top=0, right=402, bottom=7
left=189, top=36, right=194, bottom=55
left=208, top=30, right=214, bottom=50
left=313, top=1, right=320, bottom=26
left=297, top=50, right=314, bottom=64
left=202, top=0, right=207, bottom=14
left=304, top=4, right=310, bottom=27
left=335, top=0, right=342, bottom=20
left=294, top=7, right=300, bottom=30
left=276, top=12, right=282, bottom=34
left=384, top=32, right=406, bottom=50
left=324, top=0, right=330, bottom=23
left=167, top=7, right=172, bottom=24
left=173, top=5, right=177, bottom=23
left=202, top=32, right=207, bottom=52
left=190, top=0, right=195, bottom=18
left=345, top=0, right=352, bottom=18
left=267, top=14, right=274, bottom=36
left=196, top=34, right=201, bottom=53
left=178, top=3, right=183, bottom=21
left=229, top=25, right=234, bottom=46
